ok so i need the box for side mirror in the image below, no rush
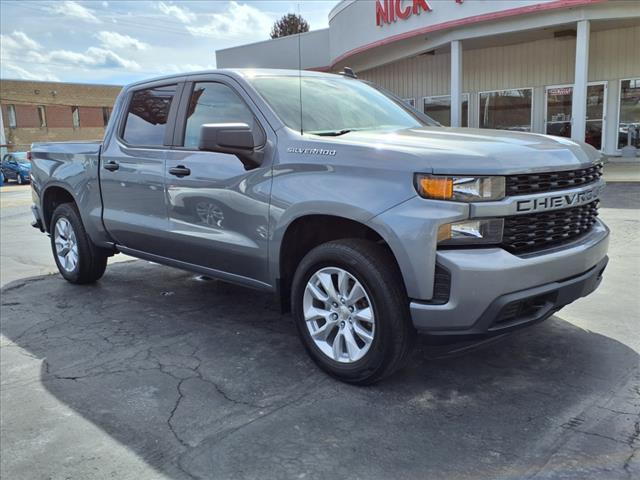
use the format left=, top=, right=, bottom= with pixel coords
left=199, top=123, right=264, bottom=170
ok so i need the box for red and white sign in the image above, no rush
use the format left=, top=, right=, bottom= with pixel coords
left=375, top=0, right=433, bottom=26
left=549, top=87, right=573, bottom=96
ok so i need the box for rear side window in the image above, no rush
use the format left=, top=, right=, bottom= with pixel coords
left=184, top=82, right=255, bottom=148
left=123, top=84, right=176, bottom=146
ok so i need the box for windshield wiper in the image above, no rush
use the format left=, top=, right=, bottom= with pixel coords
left=310, top=129, right=354, bottom=137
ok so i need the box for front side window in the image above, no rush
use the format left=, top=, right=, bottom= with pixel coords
left=423, top=94, right=469, bottom=127
left=7, top=105, right=17, bottom=128
left=249, top=75, right=429, bottom=135
left=122, top=84, right=176, bottom=146
left=37, top=105, right=47, bottom=128
left=184, top=82, right=255, bottom=148
left=479, top=88, right=532, bottom=132
left=71, top=106, right=80, bottom=128
left=618, top=78, right=640, bottom=150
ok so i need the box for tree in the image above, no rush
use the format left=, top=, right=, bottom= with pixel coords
left=270, top=13, right=309, bottom=39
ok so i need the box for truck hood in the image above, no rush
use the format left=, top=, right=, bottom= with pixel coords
left=333, top=127, right=601, bottom=175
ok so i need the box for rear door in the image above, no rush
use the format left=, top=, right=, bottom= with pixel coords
left=100, top=79, right=184, bottom=256
left=163, top=74, right=275, bottom=286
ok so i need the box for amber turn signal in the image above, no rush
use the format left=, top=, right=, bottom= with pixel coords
left=417, top=176, right=453, bottom=200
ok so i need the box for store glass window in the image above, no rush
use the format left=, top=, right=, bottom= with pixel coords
left=546, top=83, right=607, bottom=150
left=122, top=84, right=176, bottom=146
left=618, top=78, right=640, bottom=150
left=585, top=83, right=606, bottom=151
left=479, top=89, right=532, bottom=132
left=184, top=82, right=255, bottom=148
left=423, top=94, right=469, bottom=127
left=546, top=86, right=573, bottom=139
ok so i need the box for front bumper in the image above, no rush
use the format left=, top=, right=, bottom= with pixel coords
left=410, top=219, right=609, bottom=335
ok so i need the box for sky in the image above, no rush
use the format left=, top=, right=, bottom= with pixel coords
left=0, top=0, right=339, bottom=85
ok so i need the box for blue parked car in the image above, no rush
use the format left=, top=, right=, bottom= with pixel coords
left=1, top=152, right=31, bottom=184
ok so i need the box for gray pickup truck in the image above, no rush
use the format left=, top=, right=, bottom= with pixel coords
left=30, top=69, right=609, bottom=384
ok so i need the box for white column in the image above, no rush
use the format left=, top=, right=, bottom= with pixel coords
left=571, top=20, right=590, bottom=142
left=451, top=40, right=463, bottom=128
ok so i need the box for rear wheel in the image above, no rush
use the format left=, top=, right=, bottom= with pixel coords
left=291, top=239, right=414, bottom=385
left=50, top=203, right=108, bottom=284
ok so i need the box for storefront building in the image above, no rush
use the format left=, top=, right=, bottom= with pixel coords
left=216, top=0, right=640, bottom=157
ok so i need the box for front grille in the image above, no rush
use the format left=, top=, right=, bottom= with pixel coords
left=505, top=164, right=603, bottom=196
left=501, top=200, right=599, bottom=254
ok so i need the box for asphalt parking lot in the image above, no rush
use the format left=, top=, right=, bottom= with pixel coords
left=1, top=182, right=639, bottom=480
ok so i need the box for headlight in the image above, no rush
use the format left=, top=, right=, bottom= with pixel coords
left=438, top=218, right=504, bottom=245
left=415, top=174, right=505, bottom=202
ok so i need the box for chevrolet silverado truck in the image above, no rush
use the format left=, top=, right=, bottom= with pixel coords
left=30, top=69, right=609, bottom=384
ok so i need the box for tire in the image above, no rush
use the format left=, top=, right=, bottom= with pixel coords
left=50, top=203, right=108, bottom=284
left=291, top=239, right=415, bottom=385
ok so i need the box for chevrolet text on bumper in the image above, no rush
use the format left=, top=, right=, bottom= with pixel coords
left=29, top=69, right=609, bottom=384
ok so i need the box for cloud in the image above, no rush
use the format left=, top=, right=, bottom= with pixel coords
left=10, top=31, right=42, bottom=50
left=50, top=1, right=100, bottom=23
left=2, top=62, right=60, bottom=82
left=157, top=1, right=195, bottom=24
left=1, top=27, right=138, bottom=74
left=96, top=31, right=148, bottom=50
left=0, top=31, right=41, bottom=52
left=186, top=1, right=272, bottom=39
left=42, top=47, right=140, bottom=70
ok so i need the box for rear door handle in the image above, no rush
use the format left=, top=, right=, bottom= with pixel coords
left=169, top=165, right=191, bottom=177
left=103, top=161, right=119, bottom=172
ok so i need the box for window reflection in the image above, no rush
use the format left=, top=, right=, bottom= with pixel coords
left=123, top=85, right=176, bottom=146
left=479, top=89, right=532, bottom=132
left=618, top=78, right=640, bottom=150
left=184, top=82, right=255, bottom=148
left=423, top=94, right=469, bottom=127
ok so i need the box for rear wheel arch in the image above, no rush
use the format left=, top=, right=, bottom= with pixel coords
left=42, top=186, right=76, bottom=233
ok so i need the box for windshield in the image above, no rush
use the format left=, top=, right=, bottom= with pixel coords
left=249, top=75, right=432, bottom=135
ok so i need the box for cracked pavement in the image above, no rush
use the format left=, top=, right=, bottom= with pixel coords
left=1, top=183, right=639, bottom=480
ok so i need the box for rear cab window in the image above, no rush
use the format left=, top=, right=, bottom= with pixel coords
left=122, top=84, right=177, bottom=146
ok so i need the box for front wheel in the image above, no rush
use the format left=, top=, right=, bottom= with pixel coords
left=291, top=239, right=415, bottom=385
left=50, top=203, right=108, bottom=284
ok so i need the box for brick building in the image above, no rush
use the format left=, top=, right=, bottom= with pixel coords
left=0, top=79, right=122, bottom=152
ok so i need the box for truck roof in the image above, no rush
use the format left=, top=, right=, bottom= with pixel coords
left=124, top=68, right=339, bottom=89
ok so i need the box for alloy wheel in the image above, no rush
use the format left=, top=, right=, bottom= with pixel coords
left=54, top=217, right=79, bottom=273
left=302, top=266, right=376, bottom=363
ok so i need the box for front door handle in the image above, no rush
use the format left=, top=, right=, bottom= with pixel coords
left=169, top=165, right=191, bottom=177
left=103, top=161, right=119, bottom=172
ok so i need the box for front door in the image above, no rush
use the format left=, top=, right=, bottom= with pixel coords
left=100, top=81, right=182, bottom=255
left=545, top=82, right=607, bottom=150
left=164, top=77, right=274, bottom=285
